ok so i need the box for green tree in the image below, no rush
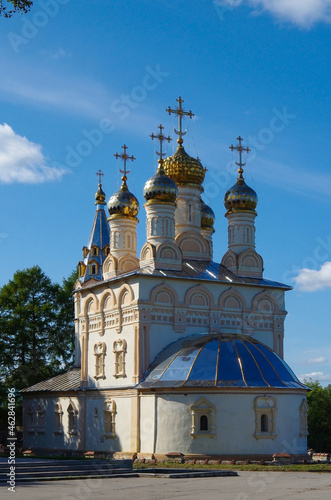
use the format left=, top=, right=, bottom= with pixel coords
left=0, top=0, right=33, bottom=17
left=306, top=380, right=331, bottom=451
left=0, top=266, right=77, bottom=428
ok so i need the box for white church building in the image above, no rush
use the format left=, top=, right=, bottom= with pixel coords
left=22, top=98, right=308, bottom=460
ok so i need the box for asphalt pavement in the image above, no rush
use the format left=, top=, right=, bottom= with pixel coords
left=1, top=471, right=331, bottom=500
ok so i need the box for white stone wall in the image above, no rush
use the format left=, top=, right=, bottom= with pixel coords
left=140, top=392, right=307, bottom=456
left=23, top=395, right=80, bottom=451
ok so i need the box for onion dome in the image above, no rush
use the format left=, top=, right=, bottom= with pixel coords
left=95, top=183, right=106, bottom=205
left=225, top=136, right=258, bottom=214
left=143, top=160, right=178, bottom=204
left=138, top=332, right=307, bottom=389
left=201, top=199, right=215, bottom=229
left=224, top=176, right=258, bottom=215
left=107, top=176, right=139, bottom=220
left=163, top=144, right=206, bottom=189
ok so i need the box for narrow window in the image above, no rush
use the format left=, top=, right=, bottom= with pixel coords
left=103, top=399, right=116, bottom=438
left=94, top=342, right=106, bottom=379
left=54, top=403, right=63, bottom=434
left=37, top=403, right=45, bottom=433
left=68, top=403, right=78, bottom=434
left=261, top=414, right=268, bottom=432
left=91, top=264, right=96, bottom=274
left=200, top=415, right=208, bottom=431
left=113, top=339, right=127, bottom=378
left=188, top=203, right=192, bottom=222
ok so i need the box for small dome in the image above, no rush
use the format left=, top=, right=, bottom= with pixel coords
left=201, top=199, right=215, bottom=229
left=95, top=184, right=106, bottom=205
left=163, top=144, right=206, bottom=188
left=143, top=162, right=178, bottom=204
left=224, top=177, right=258, bottom=214
left=107, top=178, right=139, bottom=220
left=139, top=333, right=306, bottom=389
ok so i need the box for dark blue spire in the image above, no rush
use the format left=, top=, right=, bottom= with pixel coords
left=78, top=174, right=110, bottom=283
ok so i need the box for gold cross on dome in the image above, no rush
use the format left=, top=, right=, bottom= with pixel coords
left=166, top=96, right=194, bottom=145
left=150, top=124, right=172, bottom=162
left=229, top=136, right=250, bottom=178
left=96, top=169, right=104, bottom=185
left=114, top=144, right=135, bottom=179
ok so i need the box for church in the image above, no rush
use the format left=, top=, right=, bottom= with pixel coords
left=22, top=97, right=309, bottom=460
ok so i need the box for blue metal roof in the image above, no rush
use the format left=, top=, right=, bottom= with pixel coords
left=80, top=208, right=110, bottom=283
left=79, top=259, right=291, bottom=290
left=138, top=333, right=307, bottom=390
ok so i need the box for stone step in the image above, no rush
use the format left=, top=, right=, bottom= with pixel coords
left=0, top=459, right=133, bottom=483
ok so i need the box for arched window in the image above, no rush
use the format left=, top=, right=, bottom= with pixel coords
left=67, top=402, right=78, bottom=435
left=190, top=398, right=215, bottom=438
left=254, top=396, right=277, bottom=439
left=261, top=414, right=268, bottom=432
left=200, top=415, right=208, bottom=431
left=113, top=339, right=127, bottom=378
left=94, top=342, right=106, bottom=379
left=103, top=399, right=116, bottom=439
left=37, top=402, right=45, bottom=433
left=54, top=403, right=63, bottom=434
left=91, top=264, right=97, bottom=275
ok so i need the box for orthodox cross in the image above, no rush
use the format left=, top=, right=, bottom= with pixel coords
left=150, top=124, right=172, bottom=165
left=166, top=96, right=194, bottom=145
left=96, top=169, right=104, bottom=186
left=114, top=144, right=135, bottom=182
left=229, top=136, right=250, bottom=178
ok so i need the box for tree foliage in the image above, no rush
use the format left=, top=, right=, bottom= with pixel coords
left=0, top=266, right=77, bottom=428
left=306, top=380, right=331, bottom=451
left=0, top=0, right=33, bottom=17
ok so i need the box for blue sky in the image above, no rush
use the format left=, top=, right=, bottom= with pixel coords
left=0, top=0, right=331, bottom=385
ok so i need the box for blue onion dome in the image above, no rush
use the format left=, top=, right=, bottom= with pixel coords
left=201, top=199, right=215, bottom=229
left=107, top=176, right=139, bottom=220
left=163, top=144, right=206, bottom=189
left=224, top=169, right=258, bottom=215
left=139, top=332, right=307, bottom=390
left=143, top=160, right=178, bottom=204
left=95, top=183, right=106, bottom=205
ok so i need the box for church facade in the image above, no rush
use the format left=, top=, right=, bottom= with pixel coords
left=22, top=98, right=308, bottom=459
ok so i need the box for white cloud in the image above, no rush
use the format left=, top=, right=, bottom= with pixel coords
left=299, top=371, right=331, bottom=382
left=307, top=356, right=327, bottom=364
left=293, top=261, right=331, bottom=291
left=220, top=0, right=331, bottom=26
left=0, top=124, right=66, bottom=184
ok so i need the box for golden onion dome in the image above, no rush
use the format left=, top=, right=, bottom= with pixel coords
left=201, top=199, right=215, bottom=229
left=224, top=177, right=258, bottom=214
left=163, top=144, right=206, bottom=189
left=95, top=183, right=106, bottom=205
left=107, top=176, right=139, bottom=220
left=143, top=161, right=178, bottom=204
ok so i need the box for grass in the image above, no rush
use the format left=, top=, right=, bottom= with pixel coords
left=133, top=461, right=331, bottom=472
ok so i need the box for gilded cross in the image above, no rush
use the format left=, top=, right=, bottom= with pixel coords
left=150, top=124, right=172, bottom=162
left=166, top=96, right=194, bottom=145
left=114, top=144, right=135, bottom=179
left=229, top=136, right=250, bottom=178
left=96, top=169, right=104, bottom=185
